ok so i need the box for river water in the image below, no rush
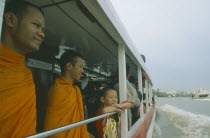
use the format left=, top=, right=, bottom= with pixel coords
left=152, top=97, right=210, bottom=138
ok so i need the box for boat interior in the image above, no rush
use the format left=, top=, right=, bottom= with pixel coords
left=1, top=0, right=153, bottom=136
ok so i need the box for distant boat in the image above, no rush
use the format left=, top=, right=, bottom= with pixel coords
left=192, top=92, right=210, bottom=98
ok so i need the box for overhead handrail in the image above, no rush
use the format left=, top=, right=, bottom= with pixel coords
left=25, top=112, right=116, bottom=138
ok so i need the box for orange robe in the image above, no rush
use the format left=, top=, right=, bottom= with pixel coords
left=44, top=76, right=89, bottom=138
left=0, top=44, right=36, bottom=137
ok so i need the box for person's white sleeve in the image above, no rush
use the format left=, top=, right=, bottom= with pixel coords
left=127, top=80, right=141, bottom=107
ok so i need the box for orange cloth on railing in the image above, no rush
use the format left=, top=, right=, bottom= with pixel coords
left=44, top=76, right=89, bottom=138
left=0, top=44, right=36, bottom=137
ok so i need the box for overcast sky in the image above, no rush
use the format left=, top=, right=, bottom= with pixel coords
left=111, top=0, right=210, bottom=92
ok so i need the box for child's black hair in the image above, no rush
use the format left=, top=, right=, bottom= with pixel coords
left=100, top=87, right=116, bottom=97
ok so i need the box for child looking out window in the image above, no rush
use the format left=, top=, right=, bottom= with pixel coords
left=96, top=88, right=134, bottom=138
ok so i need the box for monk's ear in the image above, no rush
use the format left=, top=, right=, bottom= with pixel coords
left=4, top=12, right=18, bottom=27
left=100, top=97, right=105, bottom=103
left=66, top=62, right=73, bottom=70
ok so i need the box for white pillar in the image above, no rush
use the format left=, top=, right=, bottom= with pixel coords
left=145, top=79, right=149, bottom=109
left=118, top=44, right=128, bottom=137
left=149, top=83, right=152, bottom=104
left=0, top=0, right=6, bottom=39
left=137, top=67, right=144, bottom=117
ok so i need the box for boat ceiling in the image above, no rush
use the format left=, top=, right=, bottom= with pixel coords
left=26, top=0, right=149, bottom=82
left=28, top=0, right=118, bottom=67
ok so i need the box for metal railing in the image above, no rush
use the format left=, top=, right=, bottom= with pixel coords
left=25, top=112, right=116, bottom=138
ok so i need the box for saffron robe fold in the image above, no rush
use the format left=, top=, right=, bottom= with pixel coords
left=44, top=76, right=89, bottom=138
left=0, top=44, right=36, bottom=137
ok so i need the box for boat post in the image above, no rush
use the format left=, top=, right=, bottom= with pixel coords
left=145, top=79, right=149, bottom=109
left=138, top=67, right=144, bottom=117
left=118, top=43, right=128, bottom=137
left=149, top=83, right=152, bottom=104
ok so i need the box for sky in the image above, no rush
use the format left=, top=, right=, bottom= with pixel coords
left=111, top=0, right=210, bottom=92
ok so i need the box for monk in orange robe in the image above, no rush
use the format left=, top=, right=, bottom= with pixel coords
left=0, top=1, right=45, bottom=137
left=44, top=50, right=89, bottom=138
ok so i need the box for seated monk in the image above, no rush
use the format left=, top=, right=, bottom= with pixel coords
left=0, top=0, right=45, bottom=137
left=44, top=50, right=89, bottom=138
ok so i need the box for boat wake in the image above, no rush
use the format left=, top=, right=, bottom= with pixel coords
left=195, top=98, right=210, bottom=102
left=158, top=104, right=210, bottom=138
left=152, top=123, right=162, bottom=138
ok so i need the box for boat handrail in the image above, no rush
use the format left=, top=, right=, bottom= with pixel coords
left=25, top=112, right=117, bottom=138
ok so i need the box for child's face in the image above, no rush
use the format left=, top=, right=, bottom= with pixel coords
left=101, top=90, right=118, bottom=106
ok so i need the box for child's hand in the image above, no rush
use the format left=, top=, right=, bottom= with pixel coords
left=114, top=102, right=134, bottom=109
left=114, top=107, right=122, bottom=113
left=113, top=104, right=124, bottom=109
left=101, top=106, right=122, bottom=114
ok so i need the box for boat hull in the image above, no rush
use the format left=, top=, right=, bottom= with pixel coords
left=128, top=104, right=156, bottom=138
